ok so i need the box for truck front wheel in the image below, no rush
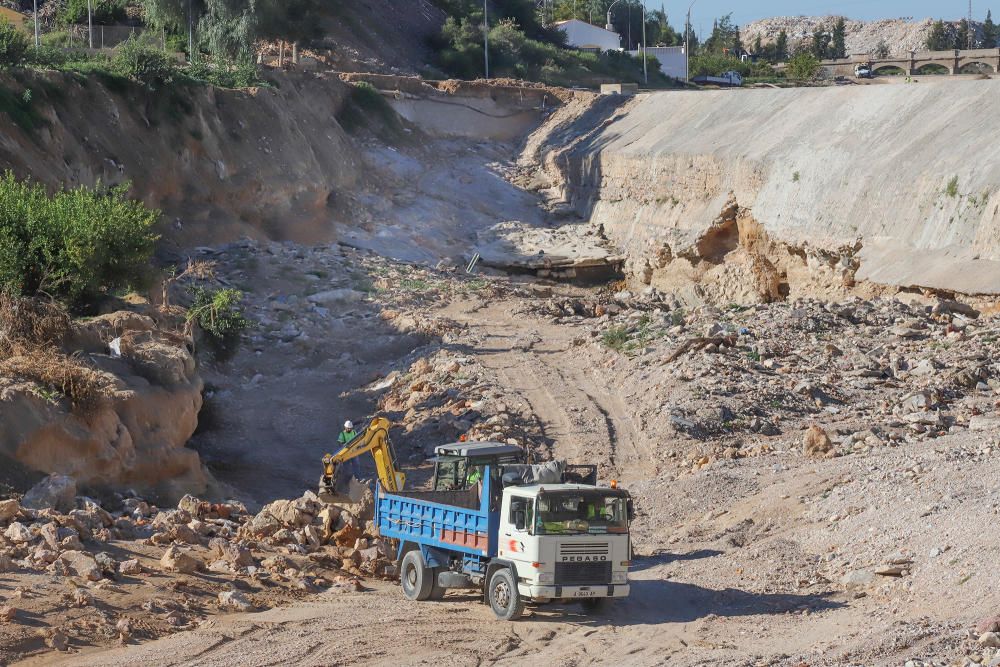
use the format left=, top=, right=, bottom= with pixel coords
left=488, top=568, right=524, bottom=620
left=400, top=551, right=433, bottom=601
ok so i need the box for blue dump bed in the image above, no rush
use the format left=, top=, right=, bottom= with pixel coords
left=375, top=486, right=499, bottom=559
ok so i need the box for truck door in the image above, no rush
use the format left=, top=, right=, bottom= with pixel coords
left=499, top=495, right=534, bottom=564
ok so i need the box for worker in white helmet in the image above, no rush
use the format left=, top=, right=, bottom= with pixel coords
left=338, top=420, right=358, bottom=448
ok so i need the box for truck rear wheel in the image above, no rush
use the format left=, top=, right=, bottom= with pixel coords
left=428, top=568, right=447, bottom=600
left=488, top=568, right=524, bottom=621
left=400, top=550, right=433, bottom=601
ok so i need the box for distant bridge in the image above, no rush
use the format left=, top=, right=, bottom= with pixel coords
left=821, top=48, right=1000, bottom=76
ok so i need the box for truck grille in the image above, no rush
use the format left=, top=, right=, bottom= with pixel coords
left=558, top=542, right=610, bottom=559
left=554, top=561, right=612, bottom=585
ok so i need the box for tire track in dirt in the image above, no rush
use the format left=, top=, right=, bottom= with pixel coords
left=447, top=298, right=652, bottom=479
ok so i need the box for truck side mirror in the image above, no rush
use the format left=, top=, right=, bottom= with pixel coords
left=514, top=510, right=527, bottom=531
left=627, top=499, right=635, bottom=522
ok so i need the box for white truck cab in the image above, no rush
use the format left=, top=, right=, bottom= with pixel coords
left=499, top=484, right=631, bottom=603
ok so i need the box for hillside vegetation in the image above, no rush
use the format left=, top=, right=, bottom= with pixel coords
left=427, top=0, right=670, bottom=87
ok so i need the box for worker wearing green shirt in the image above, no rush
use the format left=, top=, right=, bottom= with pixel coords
left=338, top=421, right=357, bottom=447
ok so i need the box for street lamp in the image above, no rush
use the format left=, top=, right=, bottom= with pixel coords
left=685, top=0, right=698, bottom=83
left=606, top=0, right=622, bottom=35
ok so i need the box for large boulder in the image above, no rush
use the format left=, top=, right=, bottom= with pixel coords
left=209, top=538, right=254, bottom=568
left=0, top=499, right=20, bottom=522
left=4, top=522, right=32, bottom=544
left=59, top=551, right=102, bottom=581
left=802, top=425, right=835, bottom=458
left=21, top=474, right=77, bottom=513
left=160, top=545, right=200, bottom=574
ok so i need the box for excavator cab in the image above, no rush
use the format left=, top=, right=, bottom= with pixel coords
left=319, top=417, right=405, bottom=503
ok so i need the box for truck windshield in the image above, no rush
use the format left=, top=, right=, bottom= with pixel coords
left=533, top=494, right=628, bottom=535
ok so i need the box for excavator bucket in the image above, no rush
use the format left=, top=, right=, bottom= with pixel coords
left=318, top=458, right=354, bottom=504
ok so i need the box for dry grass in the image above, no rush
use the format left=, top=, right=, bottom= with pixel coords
left=0, top=293, right=115, bottom=415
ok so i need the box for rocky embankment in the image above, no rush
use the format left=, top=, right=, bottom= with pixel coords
left=0, top=300, right=205, bottom=497
left=520, top=80, right=1000, bottom=303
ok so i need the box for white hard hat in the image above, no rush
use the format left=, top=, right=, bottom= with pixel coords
left=344, top=420, right=354, bottom=430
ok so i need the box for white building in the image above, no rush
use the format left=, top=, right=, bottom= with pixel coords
left=629, top=45, right=688, bottom=80
left=555, top=19, right=621, bottom=52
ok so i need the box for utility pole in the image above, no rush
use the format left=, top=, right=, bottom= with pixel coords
left=685, top=0, right=697, bottom=83
left=188, top=0, right=194, bottom=62
left=33, top=0, right=39, bottom=48
left=969, top=0, right=975, bottom=49
left=483, top=0, right=490, bottom=79
left=87, top=0, right=93, bottom=49
left=642, top=6, right=647, bottom=85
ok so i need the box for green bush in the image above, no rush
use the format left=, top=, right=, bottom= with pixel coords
left=946, top=175, right=960, bottom=198
left=690, top=54, right=774, bottom=80
left=187, top=287, right=250, bottom=342
left=112, top=36, right=176, bottom=88
left=336, top=81, right=402, bottom=136
left=185, top=59, right=261, bottom=88
left=786, top=52, right=821, bottom=80
left=0, top=18, right=29, bottom=68
left=23, top=45, right=70, bottom=69
left=0, top=173, right=159, bottom=307
left=60, top=0, right=127, bottom=25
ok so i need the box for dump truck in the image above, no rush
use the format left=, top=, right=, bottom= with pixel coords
left=375, top=441, right=634, bottom=620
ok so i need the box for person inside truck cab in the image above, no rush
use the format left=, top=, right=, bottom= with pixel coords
left=466, top=465, right=483, bottom=487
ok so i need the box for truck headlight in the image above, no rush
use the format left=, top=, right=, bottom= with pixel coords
left=538, top=573, right=554, bottom=584
left=612, top=572, right=627, bottom=584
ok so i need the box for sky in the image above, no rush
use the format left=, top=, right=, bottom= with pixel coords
left=643, top=0, right=988, bottom=29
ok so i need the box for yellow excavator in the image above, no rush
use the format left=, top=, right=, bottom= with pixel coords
left=319, top=416, right=406, bottom=502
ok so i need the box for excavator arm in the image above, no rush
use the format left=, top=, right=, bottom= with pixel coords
left=319, top=417, right=406, bottom=498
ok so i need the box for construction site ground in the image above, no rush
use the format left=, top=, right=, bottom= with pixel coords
left=16, top=262, right=997, bottom=667
left=4, top=74, right=1000, bottom=667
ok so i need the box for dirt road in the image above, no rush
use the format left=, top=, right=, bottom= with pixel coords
left=38, top=287, right=999, bottom=667
left=443, top=297, right=656, bottom=482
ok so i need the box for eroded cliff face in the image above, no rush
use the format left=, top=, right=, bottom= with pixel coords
left=0, top=309, right=205, bottom=500
left=521, top=80, right=1000, bottom=302
left=0, top=70, right=362, bottom=247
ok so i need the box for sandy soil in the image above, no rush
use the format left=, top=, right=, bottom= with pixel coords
left=25, top=281, right=996, bottom=667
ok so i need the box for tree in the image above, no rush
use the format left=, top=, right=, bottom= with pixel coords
left=831, top=17, right=847, bottom=59
left=925, top=19, right=950, bottom=50
left=0, top=18, right=28, bottom=67
left=752, top=35, right=762, bottom=55
left=874, top=39, right=890, bottom=58
left=985, top=10, right=998, bottom=48
left=731, top=25, right=742, bottom=55
left=141, top=0, right=321, bottom=61
left=810, top=27, right=830, bottom=59
left=787, top=52, right=820, bottom=79
left=774, top=29, right=788, bottom=61
left=954, top=18, right=971, bottom=49
left=703, top=13, right=736, bottom=55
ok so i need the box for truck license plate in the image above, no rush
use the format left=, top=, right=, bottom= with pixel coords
left=573, top=590, right=597, bottom=598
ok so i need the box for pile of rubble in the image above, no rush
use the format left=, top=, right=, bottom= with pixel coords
left=376, top=349, right=547, bottom=459
left=553, top=289, right=1000, bottom=470
left=0, top=472, right=393, bottom=659
left=743, top=16, right=948, bottom=57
